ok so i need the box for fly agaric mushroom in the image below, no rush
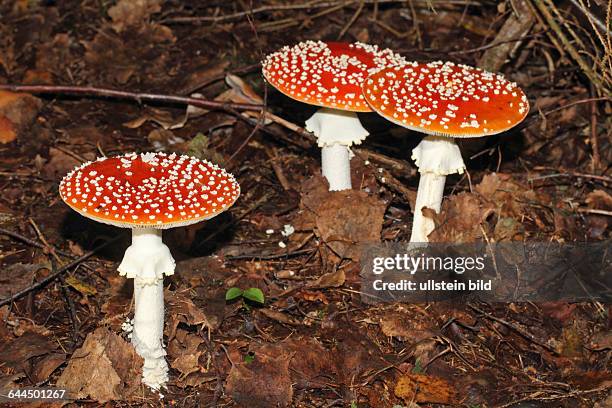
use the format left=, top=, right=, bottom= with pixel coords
left=59, top=152, right=240, bottom=389
left=262, top=41, right=405, bottom=191
left=362, top=61, right=528, bottom=242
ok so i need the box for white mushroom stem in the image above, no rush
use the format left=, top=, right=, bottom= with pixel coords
left=409, top=136, right=466, bottom=243
left=117, top=227, right=175, bottom=390
left=305, top=108, right=369, bottom=191
left=321, top=144, right=352, bottom=191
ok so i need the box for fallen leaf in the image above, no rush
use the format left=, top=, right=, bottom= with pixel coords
left=31, top=353, right=66, bottom=383
left=308, top=269, right=345, bottom=288
left=224, top=74, right=263, bottom=104
left=42, top=148, right=81, bottom=180
left=259, top=308, right=301, bottom=326
left=588, top=330, right=612, bottom=350
left=0, top=90, right=42, bottom=144
left=83, top=24, right=174, bottom=86
left=108, top=0, right=163, bottom=33
left=124, top=107, right=183, bottom=130
left=177, top=60, right=230, bottom=94
left=0, top=330, right=57, bottom=371
left=428, top=192, right=495, bottom=243
left=300, top=174, right=387, bottom=260
left=0, top=263, right=47, bottom=299
left=185, top=133, right=226, bottom=164
left=165, top=288, right=211, bottom=341
left=541, top=302, right=577, bottom=324
left=379, top=308, right=436, bottom=342
left=225, top=343, right=293, bottom=408
left=0, top=115, right=16, bottom=143
left=34, top=33, right=77, bottom=79
left=167, top=329, right=205, bottom=382
left=395, top=373, right=457, bottom=404
left=494, top=216, right=525, bottom=241
left=65, top=275, right=97, bottom=296
left=57, top=327, right=142, bottom=403
left=586, top=190, right=612, bottom=210
left=279, top=337, right=336, bottom=389
left=478, top=0, right=533, bottom=72
left=147, top=128, right=186, bottom=151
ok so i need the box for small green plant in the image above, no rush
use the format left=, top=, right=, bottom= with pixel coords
left=412, top=358, right=423, bottom=374
left=225, top=287, right=265, bottom=309
left=244, top=351, right=256, bottom=364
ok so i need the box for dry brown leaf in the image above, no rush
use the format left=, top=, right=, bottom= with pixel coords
left=395, top=373, right=457, bottom=404
left=586, top=190, right=612, bottom=210
left=308, top=269, right=345, bottom=289
left=31, top=353, right=66, bottom=383
left=259, top=308, right=301, bottom=326
left=147, top=128, right=186, bottom=151
left=225, top=344, right=293, bottom=408
left=0, top=330, right=57, bottom=371
left=42, top=148, right=82, bottom=180
left=0, top=263, right=47, bottom=298
left=379, top=309, right=436, bottom=342
left=274, top=337, right=336, bottom=390
left=224, top=74, right=263, bottom=104
left=168, top=330, right=205, bottom=379
left=0, top=115, right=16, bottom=143
left=428, top=192, right=495, bottom=243
left=588, top=330, right=612, bottom=350
left=0, top=90, right=41, bottom=144
left=83, top=24, right=174, bottom=86
left=64, top=275, right=97, bottom=296
left=300, top=174, right=387, bottom=260
left=108, top=0, right=163, bottom=33
left=34, top=33, right=76, bottom=79
left=476, top=173, right=544, bottom=217
left=57, top=327, right=142, bottom=403
left=165, top=288, right=211, bottom=341
left=177, top=60, right=230, bottom=94
left=478, top=0, right=533, bottom=71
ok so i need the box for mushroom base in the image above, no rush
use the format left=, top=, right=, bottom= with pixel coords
left=409, top=172, right=446, bottom=243
left=132, top=276, right=168, bottom=390
left=118, top=228, right=175, bottom=390
left=321, top=144, right=352, bottom=191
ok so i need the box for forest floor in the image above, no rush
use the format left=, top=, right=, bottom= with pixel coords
left=0, top=1, right=610, bottom=407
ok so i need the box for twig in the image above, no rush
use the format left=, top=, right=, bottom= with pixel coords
left=179, top=63, right=261, bottom=95
left=589, top=84, right=601, bottom=171
left=469, top=304, right=558, bottom=354
left=225, top=248, right=315, bottom=261
left=496, top=385, right=610, bottom=407
left=162, top=0, right=484, bottom=24
left=337, top=0, right=365, bottom=39
left=58, top=273, right=80, bottom=344
left=0, top=236, right=120, bottom=307
left=528, top=172, right=611, bottom=183
left=577, top=208, right=612, bottom=216
left=265, top=146, right=292, bottom=191
left=228, top=7, right=267, bottom=162
left=531, top=0, right=606, bottom=91
left=0, top=84, right=262, bottom=112
left=0, top=227, right=72, bottom=258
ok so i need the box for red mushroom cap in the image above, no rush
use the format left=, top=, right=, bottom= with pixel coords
left=262, top=41, right=406, bottom=112
left=362, top=61, right=529, bottom=137
left=59, top=152, right=240, bottom=229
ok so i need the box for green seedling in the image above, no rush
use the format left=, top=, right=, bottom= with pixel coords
left=412, top=358, right=424, bottom=374
left=225, top=287, right=265, bottom=310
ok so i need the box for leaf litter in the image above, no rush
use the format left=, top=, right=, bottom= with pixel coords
left=0, top=0, right=610, bottom=407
